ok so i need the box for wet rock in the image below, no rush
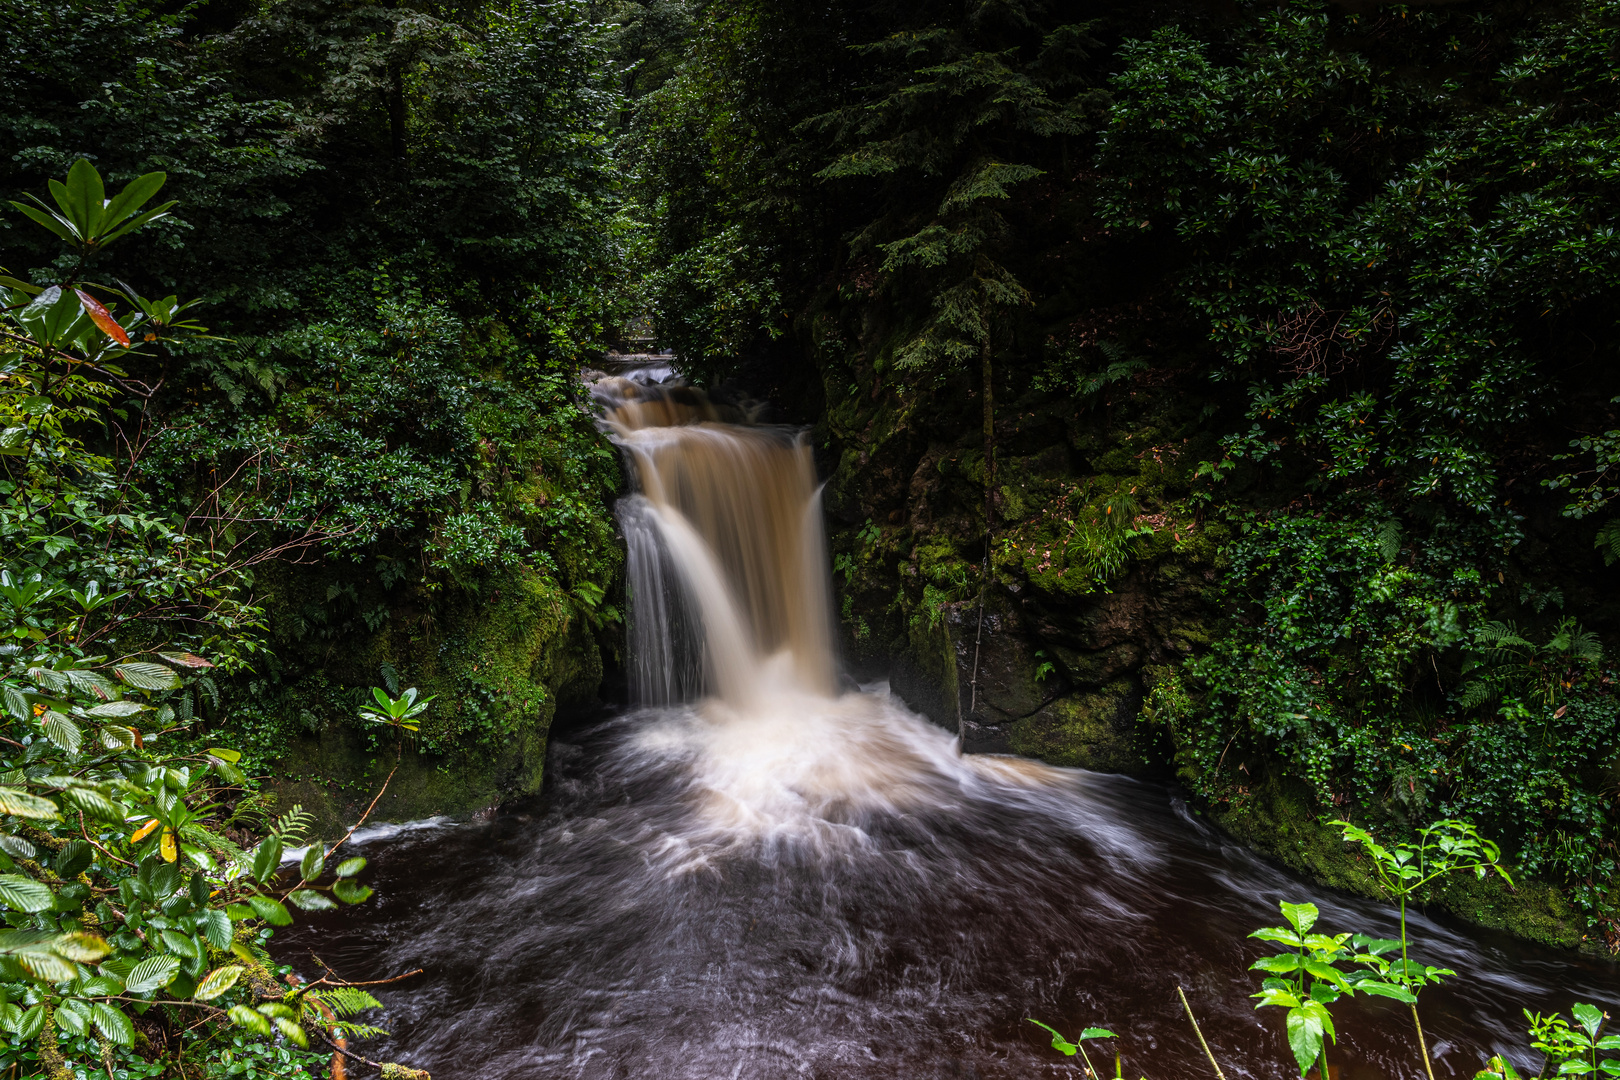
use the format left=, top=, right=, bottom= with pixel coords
left=1007, top=678, right=1141, bottom=773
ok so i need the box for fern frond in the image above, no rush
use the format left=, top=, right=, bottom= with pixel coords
left=1455, top=680, right=1499, bottom=710
left=317, top=986, right=383, bottom=1016
left=274, top=804, right=316, bottom=846
left=1474, top=620, right=1531, bottom=655
left=1550, top=618, right=1603, bottom=663
left=1376, top=520, right=1401, bottom=562
left=1596, top=519, right=1620, bottom=566
left=197, top=675, right=221, bottom=712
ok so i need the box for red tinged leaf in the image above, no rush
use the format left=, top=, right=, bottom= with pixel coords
left=74, top=289, right=129, bottom=346
left=158, top=651, right=214, bottom=668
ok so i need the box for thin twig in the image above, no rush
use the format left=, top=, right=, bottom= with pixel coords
left=1178, top=985, right=1228, bottom=1080
left=280, top=764, right=397, bottom=901
left=295, top=967, right=424, bottom=996
left=79, top=811, right=135, bottom=868
left=311, top=1026, right=390, bottom=1073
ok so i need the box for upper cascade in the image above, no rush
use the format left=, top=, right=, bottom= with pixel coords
left=587, top=363, right=836, bottom=706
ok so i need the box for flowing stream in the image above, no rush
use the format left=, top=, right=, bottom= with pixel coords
left=276, top=368, right=1616, bottom=1079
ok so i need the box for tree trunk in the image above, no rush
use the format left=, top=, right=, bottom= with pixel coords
left=388, top=65, right=408, bottom=165
left=982, top=337, right=995, bottom=543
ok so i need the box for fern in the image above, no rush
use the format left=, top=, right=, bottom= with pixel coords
left=1596, top=519, right=1620, bottom=566
left=1376, top=520, right=1402, bottom=562
left=380, top=662, right=400, bottom=697
left=274, top=804, right=316, bottom=847
left=320, top=987, right=383, bottom=1016
left=1474, top=620, right=1532, bottom=657
left=1455, top=679, right=1501, bottom=710
left=1548, top=618, right=1602, bottom=663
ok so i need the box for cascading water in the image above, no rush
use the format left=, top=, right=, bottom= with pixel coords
left=276, top=367, right=1616, bottom=1079
left=594, top=366, right=835, bottom=706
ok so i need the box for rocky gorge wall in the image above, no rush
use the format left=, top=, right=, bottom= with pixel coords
left=811, top=339, right=1590, bottom=950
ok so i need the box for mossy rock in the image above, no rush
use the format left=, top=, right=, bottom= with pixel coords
left=1008, top=677, right=1142, bottom=774
left=1210, top=769, right=1586, bottom=951
left=263, top=563, right=606, bottom=835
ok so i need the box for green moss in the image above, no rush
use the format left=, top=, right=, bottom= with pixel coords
left=1008, top=678, right=1139, bottom=773
left=1210, top=769, right=1586, bottom=951
left=251, top=558, right=607, bottom=834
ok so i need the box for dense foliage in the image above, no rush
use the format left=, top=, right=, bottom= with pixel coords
left=0, top=161, right=424, bottom=1079
left=626, top=0, right=1620, bottom=937
left=3, top=0, right=628, bottom=765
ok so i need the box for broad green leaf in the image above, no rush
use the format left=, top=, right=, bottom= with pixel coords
left=288, top=889, right=337, bottom=911
left=0, top=874, right=54, bottom=912
left=53, top=835, right=91, bottom=880
left=1026, top=1018, right=1077, bottom=1055
left=202, top=909, right=232, bottom=950
left=99, top=725, right=139, bottom=750
left=14, top=1004, right=44, bottom=1039
left=1251, top=927, right=1305, bottom=947
left=333, top=857, right=366, bottom=878
left=114, top=662, right=181, bottom=691
left=84, top=700, right=145, bottom=718
left=332, top=879, right=373, bottom=905
left=160, top=929, right=197, bottom=958
left=0, top=836, right=34, bottom=860
left=1286, top=1005, right=1325, bottom=1074
left=1280, top=901, right=1318, bottom=935
left=194, top=966, right=244, bottom=1001
left=9, top=203, right=78, bottom=243
left=1079, top=1028, right=1117, bottom=1040
left=49, top=931, right=105, bottom=962
left=77, top=976, right=123, bottom=996
left=300, top=846, right=325, bottom=881
left=228, top=1003, right=272, bottom=1036
left=1573, top=1003, right=1604, bottom=1039
left=250, top=836, right=282, bottom=883
left=1351, top=935, right=1401, bottom=956
left=273, top=1016, right=309, bottom=1047
left=246, top=894, right=292, bottom=926
left=61, top=159, right=106, bottom=237
left=1251, top=954, right=1303, bottom=974
left=59, top=786, right=123, bottom=822
left=55, top=999, right=88, bottom=1036
left=41, top=712, right=82, bottom=755
left=91, top=1001, right=134, bottom=1045
left=205, top=747, right=241, bottom=763
left=148, top=860, right=181, bottom=897
left=124, top=954, right=181, bottom=995
left=1302, top=960, right=1353, bottom=992
left=1355, top=981, right=1417, bottom=1004
left=1252, top=987, right=1302, bottom=1010
left=0, top=789, right=57, bottom=819
left=100, top=172, right=166, bottom=232
left=99, top=201, right=177, bottom=245
left=64, top=669, right=118, bottom=698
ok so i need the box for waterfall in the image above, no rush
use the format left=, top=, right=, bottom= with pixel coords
left=592, top=367, right=837, bottom=705
left=273, top=361, right=1608, bottom=1080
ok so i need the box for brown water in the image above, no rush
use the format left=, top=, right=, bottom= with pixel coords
left=275, top=369, right=1617, bottom=1079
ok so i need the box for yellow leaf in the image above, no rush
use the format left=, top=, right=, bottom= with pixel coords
left=131, top=819, right=160, bottom=844
left=160, top=829, right=177, bottom=863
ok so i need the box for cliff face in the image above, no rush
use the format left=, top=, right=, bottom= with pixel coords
left=816, top=313, right=1222, bottom=775
left=810, top=330, right=1595, bottom=951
